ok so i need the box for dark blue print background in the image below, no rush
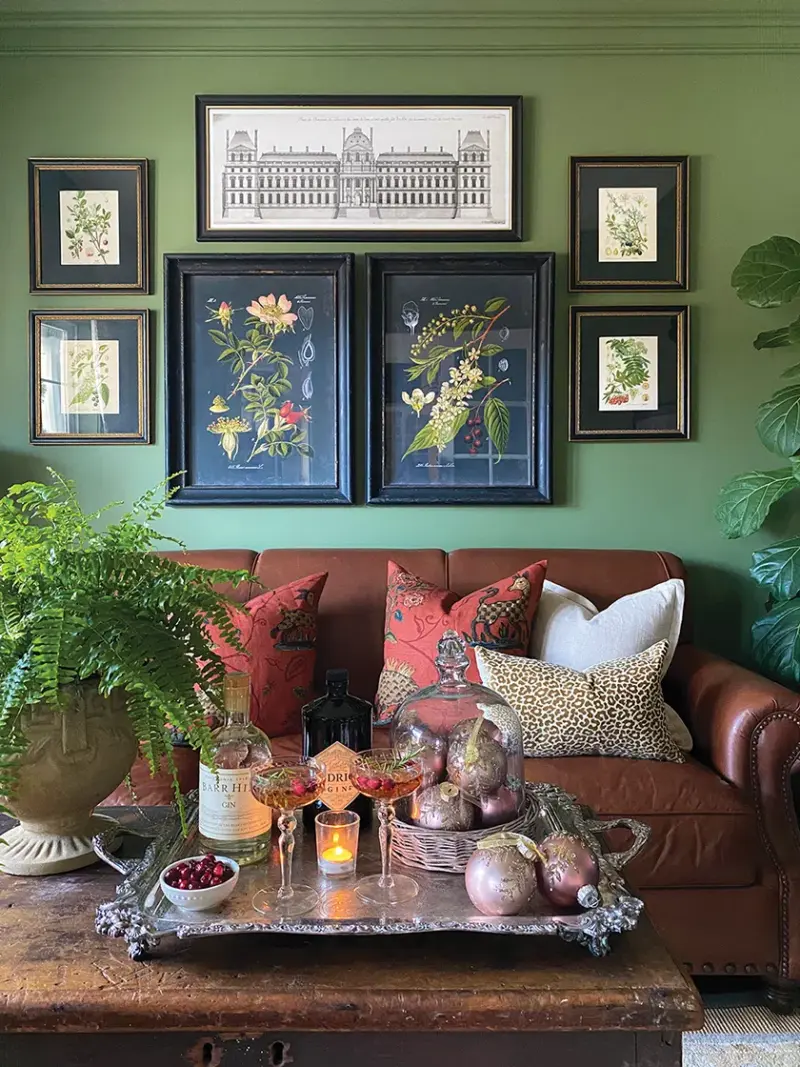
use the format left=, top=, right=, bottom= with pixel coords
left=384, top=273, right=534, bottom=488
left=185, top=274, right=337, bottom=488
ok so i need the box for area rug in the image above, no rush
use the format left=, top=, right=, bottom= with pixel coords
left=683, top=1005, right=800, bottom=1066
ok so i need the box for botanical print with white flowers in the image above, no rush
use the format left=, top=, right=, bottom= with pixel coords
left=59, top=339, right=120, bottom=415
left=59, top=190, right=120, bottom=266
left=402, top=297, right=512, bottom=461
left=205, top=293, right=311, bottom=463
left=598, top=336, right=658, bottom=411
left=598, top=187, right=657, bottom=263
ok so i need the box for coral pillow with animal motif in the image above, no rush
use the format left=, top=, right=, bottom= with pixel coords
left=375, top=560, right=547, bottom=725
left=204, top=572, right=328, bottom=738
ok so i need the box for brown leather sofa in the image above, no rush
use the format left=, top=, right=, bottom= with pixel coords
left=112, top=546, right=800, bottom=998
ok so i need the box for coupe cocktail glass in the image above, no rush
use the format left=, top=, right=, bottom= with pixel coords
left=349, top=749, right=423, bottom=905
left=251, top=756, right=324, bottom=917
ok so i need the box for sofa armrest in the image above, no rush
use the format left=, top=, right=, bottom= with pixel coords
left=666, top=644, right=800, bottom=979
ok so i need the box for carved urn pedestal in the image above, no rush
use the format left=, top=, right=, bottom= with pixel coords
left=0, top=686, right=137, bottom=876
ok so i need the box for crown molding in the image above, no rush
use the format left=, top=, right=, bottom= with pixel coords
left=2, top=5, right=800, bottom=56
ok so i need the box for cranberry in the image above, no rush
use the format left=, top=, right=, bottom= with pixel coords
left=178, top=880, right=189, bottom=890
left=213, top=864, right=225, bottom=878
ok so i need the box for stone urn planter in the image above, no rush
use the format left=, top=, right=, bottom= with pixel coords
left=0, top=685, right=137, bottom=876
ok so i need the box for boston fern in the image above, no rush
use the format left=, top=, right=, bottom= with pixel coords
left=716, top=236, right=800, bottom=684
left=0, top=471, right=249, bottom=819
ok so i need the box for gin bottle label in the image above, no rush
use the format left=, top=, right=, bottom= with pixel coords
left=199, top=765, right=272, bottom=840
left=316, top=741, right=359, bottom=812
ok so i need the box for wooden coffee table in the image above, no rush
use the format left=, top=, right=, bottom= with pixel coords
left=0, top=811, right=702, bottom=1066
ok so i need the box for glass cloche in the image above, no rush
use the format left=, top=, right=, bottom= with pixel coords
left=391, top=630, right=525, bottom=832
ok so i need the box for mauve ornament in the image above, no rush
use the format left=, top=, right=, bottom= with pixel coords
left=412, top=782, right=477, bottom=831
left=464, top=832, right=541, bottom=917
left=447, top=717, right=507, bottom=798
left=395, top=721, right=448, bottom=787
left=448, top=715, right=502, bottom=746
left=479, top=785, right=520, bottom=828
left=538, top=833, right=600, bottom=909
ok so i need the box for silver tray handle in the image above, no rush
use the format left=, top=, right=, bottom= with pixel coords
left=92, top=823, right=153, bottom=876
left=584, top=816, right=650, bottom=872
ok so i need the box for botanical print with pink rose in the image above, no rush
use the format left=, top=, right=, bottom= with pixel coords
left=205, top=294, right=311, bottom=464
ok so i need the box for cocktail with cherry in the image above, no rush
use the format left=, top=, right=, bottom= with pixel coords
left=349, top=749, right=423, bottom=905
left=251, top=756, right=324, bottom=917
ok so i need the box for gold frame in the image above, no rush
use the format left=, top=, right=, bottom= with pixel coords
left=29, top=310, right=150, bottom=444
left=569, top=306, right=690, bottom=441
left=29, top=158, right=149, bottom=293
left=570, top=157, right=688, bottom=291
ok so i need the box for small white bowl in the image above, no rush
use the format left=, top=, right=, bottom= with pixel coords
left=159, top=855, right=240, bottom=912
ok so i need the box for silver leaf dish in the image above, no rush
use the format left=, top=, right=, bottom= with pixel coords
left=94, top=782, right=649, bottom=961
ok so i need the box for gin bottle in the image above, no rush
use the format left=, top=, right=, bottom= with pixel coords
left=198, top=672, right=273, bottom=865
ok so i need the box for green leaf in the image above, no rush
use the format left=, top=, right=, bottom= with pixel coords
left=754, top=317, right=800, bottom=350
left=731, top=236, right=800, bottom=309
left=714, top=465, right=800, bottom=538
left=208, top=330, right=229, bottom=346
left=452, top=317, right=471, bottom=341
left=481, top=376, right=497, bottom=386
left=484, top=297, right=507, bottom=315
left=481, top=344, right=504, bottom=357
left=485, top=397, right=510, bottom=461
left=752, top=598, right=800, bottom=685
left=403, top=422, right=439, bottom=459
left=756, top=383, right=800, bottom=456
left=100, top=383, right=110, bottom=407
left=750, top=538, right=800, bottom=600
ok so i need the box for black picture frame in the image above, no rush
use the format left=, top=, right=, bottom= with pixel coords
left=570, top=306, right=690, bottom=441
left=29, top=158, right=149, bottom=294
left=196, top=95, right=522, bottom=242
left=29, top=310, right=151, bottom=445
left=570, top=156, right=688, bottom=291
left=366, top=253, right=554, bottom=505
left=165, top=253, right=354, bottom=506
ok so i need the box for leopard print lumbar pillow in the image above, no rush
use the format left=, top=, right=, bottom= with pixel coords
left=475, top=641, right=684, bottom=763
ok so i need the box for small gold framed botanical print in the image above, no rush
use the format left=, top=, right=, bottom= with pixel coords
left=570, top=306, right=690, bottom=441
left=28, top=158, right=150, bottom=294
left=29, top=310, right=151, bottom=444
left=570, top=156, right=688, bottom=291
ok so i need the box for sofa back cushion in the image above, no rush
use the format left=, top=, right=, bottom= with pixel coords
left=168, top=547, right=688, bottom=704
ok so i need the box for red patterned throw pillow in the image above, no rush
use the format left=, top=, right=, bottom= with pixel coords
left=375, top=560, right=547, bottom=725
left=205, top=572, right=328, bottom=737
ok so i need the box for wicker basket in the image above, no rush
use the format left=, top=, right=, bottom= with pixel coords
left=392, top=787, right=539, bottom=874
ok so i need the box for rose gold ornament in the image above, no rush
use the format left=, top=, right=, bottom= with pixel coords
left=538, top=832, right=599, bottom=909
left=478, top=785, right=521, bottom=828
left=464, top=832, right=541, bottom=917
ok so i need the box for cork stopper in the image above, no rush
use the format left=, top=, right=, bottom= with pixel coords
left=223, top=671, right=251, bottom=715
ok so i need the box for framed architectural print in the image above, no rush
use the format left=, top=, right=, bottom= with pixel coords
left=570, top=156, right=688, bottom=291
left=366, top=253, right=554, bottom=505
left=196, top=95, right=522, bottom=241
left=29, top=158, right=149, bottom=294
left=570, top=306, right=690, bottom=441
left=29, top=310, right=150, bottom=444
left=165, top=253, right=353, bottom=505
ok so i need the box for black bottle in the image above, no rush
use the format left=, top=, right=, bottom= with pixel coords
left=302, top=668, right=373, bottom=829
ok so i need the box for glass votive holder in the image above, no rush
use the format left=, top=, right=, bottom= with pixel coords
left=315, top=810, right=359, bottom=877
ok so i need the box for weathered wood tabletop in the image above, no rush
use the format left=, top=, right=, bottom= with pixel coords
left=0, top=810, right=702, bottom=1067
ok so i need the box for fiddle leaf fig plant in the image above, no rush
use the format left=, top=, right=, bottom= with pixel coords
left=716, top=236, right=800, bottom=684
left=0, top=470, right=250, bottom=821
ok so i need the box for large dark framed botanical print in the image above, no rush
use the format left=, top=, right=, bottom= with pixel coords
left=570, top=306, right=690, bottom=441
left=29, top=158, right=149, bottom=294
left=196, top=95, right=522, bottom=242
left=165, top=254, right=353, bottom=505
left=366, top=253, right=554, bottom=505
left=29, top=310, right=150, bottom=444
left=570, top=157, right=688, bottom=291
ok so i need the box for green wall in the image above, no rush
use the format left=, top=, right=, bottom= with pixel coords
left=2, top=0, right=799, bottom=665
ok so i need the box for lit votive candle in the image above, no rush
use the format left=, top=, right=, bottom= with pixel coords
left=315, top=810, right=359, bottom=877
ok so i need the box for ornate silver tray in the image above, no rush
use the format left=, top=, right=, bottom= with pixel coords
left=94, top=782, right=649, bottom=961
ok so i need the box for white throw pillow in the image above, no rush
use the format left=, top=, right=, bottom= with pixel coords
left=529, top=578, right=693, bottom=752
